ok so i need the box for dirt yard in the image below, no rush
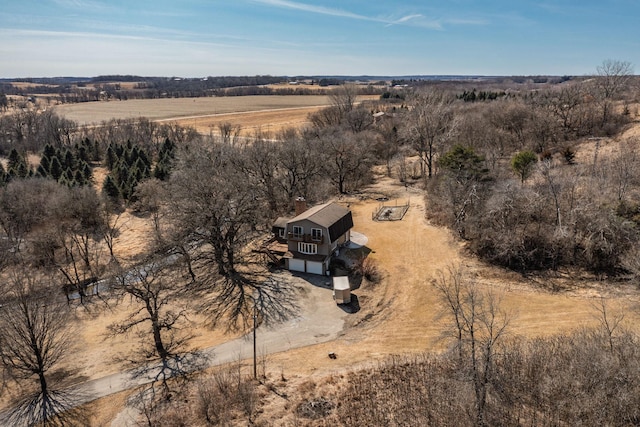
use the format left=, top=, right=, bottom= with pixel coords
left=259, top=170, right=640, bottom=378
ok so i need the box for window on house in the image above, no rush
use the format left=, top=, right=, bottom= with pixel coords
left=311, top=228, right=322, bottom=241
left=298, top=242, right=317, bottom=254
left=292, top=225, right=303, bottom=238
left=278, top=228, right=285, bottom=238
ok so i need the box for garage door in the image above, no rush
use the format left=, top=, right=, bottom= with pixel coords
left=289, top=259, right=305, bottom=272
left=306, top=261, right=324, bottom=275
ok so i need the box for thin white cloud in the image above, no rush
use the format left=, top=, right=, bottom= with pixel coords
left=395, top=14, right=423, bottom=24
left=385, top=14, right=442, bottom=29
left=252, top=0, right=484, bottom=30
left=251, top=0, right=377, bottom=21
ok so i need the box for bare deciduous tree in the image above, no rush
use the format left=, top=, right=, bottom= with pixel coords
left=609, top=138, right=640, bottom=201
left=109, top=258, right=192, bottom=362
left=592, top=297, right=626, bottom=353
left=276, top=131, right=324, bottom=207
left=403, top=91, right=458, bottom=179
left=434, top=265, right=512, bottom=426
left=0, top=271, right=83, bottom=426
left=595, top=59, right=634, bottom=125
left=319, top=128, right=375, bottom=194
left=54, top=186, right=106, bottom=303
left=235, top=136, right=282, bottom=214
left=166, top=142, right=299, bottom=331
left=329, top=84, right=358, bottom=117
left=596, top=59, right=634, bottom=101
left=217, top=122, right=242, bottom=145
left=108, top=256, right=200, bottom=395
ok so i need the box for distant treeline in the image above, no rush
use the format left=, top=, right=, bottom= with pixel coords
left=1, top=75, right=389, bottom=104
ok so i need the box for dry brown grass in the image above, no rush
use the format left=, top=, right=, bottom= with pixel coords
left=80, top=388, right=133, bottom=427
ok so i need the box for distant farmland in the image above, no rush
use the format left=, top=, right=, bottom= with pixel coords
left=52, top=94, right=379, bottom=135
left=53, top=95, right=334, bottom=125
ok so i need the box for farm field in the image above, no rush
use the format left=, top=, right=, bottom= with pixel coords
left=53, top=94, right=380, bottom=135
left=53, top=95, right=373, bottom=123
left=53, top=95, right=334, bottom=124
left=165, top=105, right=327, bottom=135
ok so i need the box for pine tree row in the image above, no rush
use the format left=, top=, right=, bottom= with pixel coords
left=36, top=141, right=94, bottom=187
left=102, top=138, right=175, bottom=203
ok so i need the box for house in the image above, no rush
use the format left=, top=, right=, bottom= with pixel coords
left=273, top=198, right=353, bottom=275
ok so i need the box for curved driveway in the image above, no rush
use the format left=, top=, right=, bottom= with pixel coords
left=79, top=273, right=346, bottom=408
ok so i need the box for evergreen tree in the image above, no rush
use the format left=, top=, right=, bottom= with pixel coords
left=63, top=150, right=76, bottom=171
left=64, top=168, right=74, bottom=183
left=41, top=144, right=55, bottom=174
left=92, top=139, right=102, bottom=162
left=102, top=175, right=121, bottom=201
left=82, top=162, right=92, bottom=181
left=138, top=149, right=151, bottom=170
left=38, top=155, right=51, bottom=175
left=159, top=138, right=176, bottom=160
left=105, top=144, right=116, bottom=170
left=511, top=151, right=538, bottom=183
left=77, top=145, right=89, bottom=163
left=153, top=163, right=169, bottom=181
left=36, top=164, right=48, bottom=178
left=43, top=144, right=56, bottom=160
left=134, top=157, right=150, bottom=180
left=128, top=146, right=140, bottom=166
left=74, top=170, right=85, bottom=186
left=7, top=148, right=28, bottom=178
left=0, top=162, right=7, bottom=184
left=154, top=138, right=176, bottom=181
left=440, top=145, right=488, bottom=182
left=49, top=156, right=63, bottom=181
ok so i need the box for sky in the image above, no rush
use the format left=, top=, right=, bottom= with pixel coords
left=1, top=0, right=638, bottom=78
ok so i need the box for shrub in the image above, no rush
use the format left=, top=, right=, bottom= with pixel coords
left=352, top=256, right=381, bottom=283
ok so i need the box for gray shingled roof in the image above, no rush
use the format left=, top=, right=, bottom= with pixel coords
left=289, top=202, right=353, bottom=242
left=273, top=217, right=289, bottom=229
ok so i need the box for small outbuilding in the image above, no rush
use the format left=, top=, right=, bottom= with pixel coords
left=333, top=276, right=351, bottom=304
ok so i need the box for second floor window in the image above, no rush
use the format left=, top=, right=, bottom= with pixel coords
left=292, top=226, right=303, bottom=238
left=311, top=228, right=322, bottom=241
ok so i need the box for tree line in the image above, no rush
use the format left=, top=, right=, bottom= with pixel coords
left=410, top=60, right=639, bottom=275
left=1, top=75, right=383, bottom=105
